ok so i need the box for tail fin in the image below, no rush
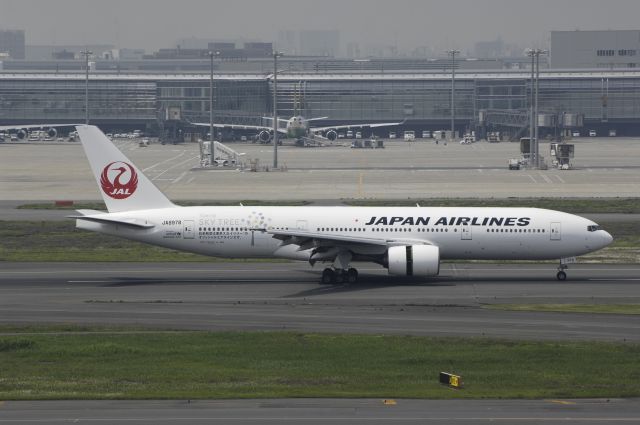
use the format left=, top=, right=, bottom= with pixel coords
left=76, top=125, right=175, bottom=213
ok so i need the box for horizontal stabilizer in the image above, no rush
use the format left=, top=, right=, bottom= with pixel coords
left=69, top=213, right=155, bottom=229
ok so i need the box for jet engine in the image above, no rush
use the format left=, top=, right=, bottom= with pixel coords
left=258, top=130, right=272, bottom=143
left=325, top=129, right=338, bottom=141
left=17, top=129, right=27, bottom=140
left=387, top=245, right=440, bottom=277
left=47, top=127, right=57, bottom=138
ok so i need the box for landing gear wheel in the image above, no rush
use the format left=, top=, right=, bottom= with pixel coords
left=346, top=268, right=359, bottom=284
left=556, top=271, right=567, bottom=281
left=321, top=268, right=335, bottom=284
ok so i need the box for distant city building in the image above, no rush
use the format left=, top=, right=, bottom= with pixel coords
left=474, top=38, right=505, bottom=58
left=52, top=49, right=75, bottom=60
left=551, top=30, right=640, bottom=69
left=118, top=48, right=146, bottom=60
left=278, top=30, right=340, bottom=57
left=243, top=42, right=272, bottom=58
left=0, top=30, right=25, bottom=59
left=153, top=42, right=273, bottom=60
left=26, top=45, right=114, bottom=61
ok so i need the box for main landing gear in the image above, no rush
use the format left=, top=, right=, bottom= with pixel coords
left=320, top=250, right=359, bottom=284
left=321, top=267, right=359, bottom=284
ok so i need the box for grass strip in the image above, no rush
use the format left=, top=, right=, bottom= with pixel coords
left=0, top=329, right=638, bottom=400
left=486, top=304, right=640, bottom=315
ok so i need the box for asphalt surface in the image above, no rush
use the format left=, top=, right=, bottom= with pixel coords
left=1, top=262, right=639, bottom=341
left=2, top=262, right=639, bottom=423
left=3, top=137, right=640, bottom=199
left=1, top=398, right=640, bottom=424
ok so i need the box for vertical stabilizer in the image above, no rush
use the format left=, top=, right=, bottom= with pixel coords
left=76, top=125, right=175, bottom=212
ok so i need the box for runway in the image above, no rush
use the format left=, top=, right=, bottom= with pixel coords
left=1, top=262, right=639, bottom=341
left=1, top=398, right=640, bottom=424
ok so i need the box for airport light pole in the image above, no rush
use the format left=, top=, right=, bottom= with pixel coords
left=534, top=49, right=548, bottom=169
left=80, top=50, right=92, bottom=124
left=208, top=50, right=220, bottom=164
left=526, top=48, right=547, bottom=168
left=446, top=50, right=460, bottom=142
left=527, top=49, right=535, bottom=166
left=272, top=51, right=284, bottom=169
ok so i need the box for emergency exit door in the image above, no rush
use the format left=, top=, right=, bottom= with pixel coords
left=550, top=222, right=561, bottom=241
left=183, top=220, right=195, bottom=239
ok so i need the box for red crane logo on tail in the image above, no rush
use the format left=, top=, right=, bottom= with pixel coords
left=100, top=161, right=138, bottom=199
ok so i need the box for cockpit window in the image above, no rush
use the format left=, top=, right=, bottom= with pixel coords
left=587, top=225, right=601, bottom=232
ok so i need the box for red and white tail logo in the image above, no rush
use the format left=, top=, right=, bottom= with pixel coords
left=100, top=161, right=138, bottom=199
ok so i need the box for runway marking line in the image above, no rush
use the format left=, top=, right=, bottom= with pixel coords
left=142, top=150, right=187, bottom=172
left=549, top=399, right=577, bottom=405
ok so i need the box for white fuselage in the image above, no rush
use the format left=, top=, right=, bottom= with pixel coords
left=77, top=206, right=612, bottom=262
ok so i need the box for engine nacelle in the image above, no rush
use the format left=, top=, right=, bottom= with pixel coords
left=17, top=129, right=27, bottom=140
left=258, top=130, right=272, bottom=143
left=387, top=245, right=440, bottom=277
left=47, top=127, right=57, bottom=138
left=325, top=129, right=338, bottom=141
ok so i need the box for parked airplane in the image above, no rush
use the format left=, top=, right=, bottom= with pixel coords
left=192, top=116, right=402, bottom=143
left=0, top=124, right=78, bottom=140
left=72, top=125, right=613, bottom=283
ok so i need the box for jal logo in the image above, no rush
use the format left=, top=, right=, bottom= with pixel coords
left=100, top=161, right=138, bottom=199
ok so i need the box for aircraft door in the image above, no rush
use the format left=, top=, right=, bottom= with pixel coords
left=461, top=226, right=472, bottom=240
left=296, top=220, right=308, bottom=231
left=183, top=220, right=195, bottom=239
left=550, top=222, right=561, bottom=241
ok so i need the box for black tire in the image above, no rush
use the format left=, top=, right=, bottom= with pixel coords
left=321, top=268, right=335, bottom=285
left=347, top=268, right=359, bottom=284
left=556, top=271, right=567, bottom=281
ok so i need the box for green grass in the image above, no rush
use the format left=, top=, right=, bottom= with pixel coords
left=486, top=304, right=640, bottom=315
left=344, top=197, right=640, bottom=214
left=0, top=328, right=639, bottom=400
left=0, top=219, right=638, bottom=262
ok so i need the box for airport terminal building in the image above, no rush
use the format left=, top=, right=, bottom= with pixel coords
left=2, top=69, right=640, bottom=137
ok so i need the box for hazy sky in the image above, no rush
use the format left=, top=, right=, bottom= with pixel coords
left=1, top=0, right=639, bottom=54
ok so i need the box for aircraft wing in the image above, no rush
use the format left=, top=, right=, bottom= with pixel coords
left=266, top=229, right=432, bottom=250
left=311, top=121, right=404, bottom=133
left=191, top=122, right=288, bottom=134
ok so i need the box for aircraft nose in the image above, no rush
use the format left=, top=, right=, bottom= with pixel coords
left=601, top=231, right=613, bottom=247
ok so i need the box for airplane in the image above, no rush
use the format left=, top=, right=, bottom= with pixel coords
left=0, top=124, right=78, bottom=140
left=71, top=125, right=613, bottom=284
left=191, top=116, right=403, bottom=144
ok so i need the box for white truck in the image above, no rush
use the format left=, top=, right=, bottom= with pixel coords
left=403, top=130, right=415, bottom=141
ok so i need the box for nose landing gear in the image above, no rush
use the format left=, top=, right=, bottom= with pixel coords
left=556, top=262, right=569, bottom=281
